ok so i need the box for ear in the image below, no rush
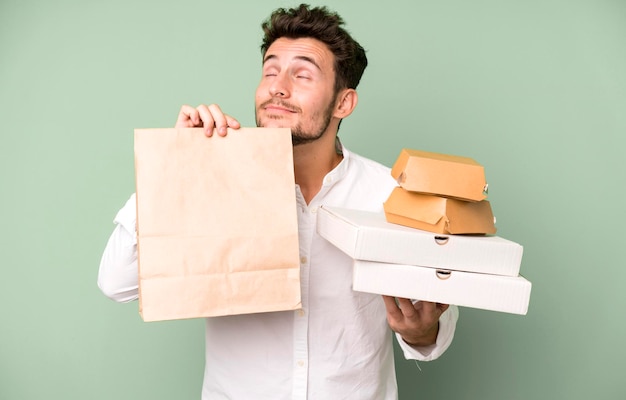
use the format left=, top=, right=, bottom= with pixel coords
left=333, top=89, right=358, bottom=119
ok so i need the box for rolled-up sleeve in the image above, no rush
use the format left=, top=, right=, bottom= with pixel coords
left=97, top=194, right=139, bottom=303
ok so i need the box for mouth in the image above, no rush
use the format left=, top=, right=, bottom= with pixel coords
left=265, top=106, right=296, bottom=113
left=260, top=100, right=299, bottom=114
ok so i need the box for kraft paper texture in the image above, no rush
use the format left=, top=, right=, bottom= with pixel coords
left=391, top=148, right=488, bottom=202
left=383, top=187, right=497, bottom=234
left=134, top=127, right=301, bottom=322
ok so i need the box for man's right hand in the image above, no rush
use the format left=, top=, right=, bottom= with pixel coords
left=175, top=104, right=241, bottom=137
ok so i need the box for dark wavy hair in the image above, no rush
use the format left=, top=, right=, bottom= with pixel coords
left=260, top=4, right=368, bottom=95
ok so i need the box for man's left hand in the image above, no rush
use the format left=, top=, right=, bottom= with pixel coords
left=382, top=296, right=449, bottom=347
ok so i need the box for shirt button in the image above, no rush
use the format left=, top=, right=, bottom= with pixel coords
left=300, top=256, right=307, bottom=264
left=297, top=309, right=305, bottom=317
left=311, top=206, right=318, bottom=213
left=297, top=360, right=305, bottom=367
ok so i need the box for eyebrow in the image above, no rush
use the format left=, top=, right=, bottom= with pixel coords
left=263, top=54, right=322, bottom=71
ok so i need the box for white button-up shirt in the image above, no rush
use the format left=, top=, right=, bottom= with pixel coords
left=98, top=147, right=458, bottom=400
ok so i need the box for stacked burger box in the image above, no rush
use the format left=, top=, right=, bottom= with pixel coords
left=317, top=149, right=531, bottom=315
left=384, top=149, right=495, bottom=235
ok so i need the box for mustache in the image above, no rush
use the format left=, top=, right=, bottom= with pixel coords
left=259, top=99, right=301, bottom=113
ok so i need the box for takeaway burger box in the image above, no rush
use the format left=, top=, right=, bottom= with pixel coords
left=383, top=186, right=496, bottom=235
left=316, top=206, right=531, bottom=315
left=391, top=149, right=488, bottom=202
left=317, top=206, right=522, bottom=276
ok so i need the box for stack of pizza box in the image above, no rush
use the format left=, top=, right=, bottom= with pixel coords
left=316, top=149, right=531, bottom=315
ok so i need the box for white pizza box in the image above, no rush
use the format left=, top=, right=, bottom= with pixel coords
left=317, top=206, right=523, bottom=276
left=353, top=260, right=532, bottom=315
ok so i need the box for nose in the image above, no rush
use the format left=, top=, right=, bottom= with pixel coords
left=271, top=88, right=286, bottom=97
left=269, top=74, right=290, bottom=98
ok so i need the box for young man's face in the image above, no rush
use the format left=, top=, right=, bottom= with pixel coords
left=255, top=37, right=339, bottom=145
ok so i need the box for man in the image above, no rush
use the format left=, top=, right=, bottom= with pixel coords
left=99, top=4, right=458, bottom=399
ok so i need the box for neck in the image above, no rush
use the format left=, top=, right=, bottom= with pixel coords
left=293, top=130, right=343, bottom=204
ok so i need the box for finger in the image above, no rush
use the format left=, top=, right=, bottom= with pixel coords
left=419, top=301, right=445, bottom=321
left=396, top=297, right=418, bottom=318
left=207, top=104, right=229, bottom=136
left=420, top=300, right=437, bottom=313
left=196, top=104, right=216, bottom=136
left=417, top=301, right=448, bottom=324
left=175, top=104, right=201, bottom=128
left=382, top=295, right=403, bottom=320
left=225, top=115, right=241, bottom=130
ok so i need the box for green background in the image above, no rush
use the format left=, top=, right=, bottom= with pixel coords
left=1, top=0, right=625, bottom=399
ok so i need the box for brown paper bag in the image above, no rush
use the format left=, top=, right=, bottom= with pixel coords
left=134, top=127, right=301, bottom=322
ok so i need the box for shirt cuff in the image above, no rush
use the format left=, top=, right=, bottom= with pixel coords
left=396, top=305, right=459, bottom=361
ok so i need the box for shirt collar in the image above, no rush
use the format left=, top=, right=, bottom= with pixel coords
left=321, top=144, right=350, bottom=187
